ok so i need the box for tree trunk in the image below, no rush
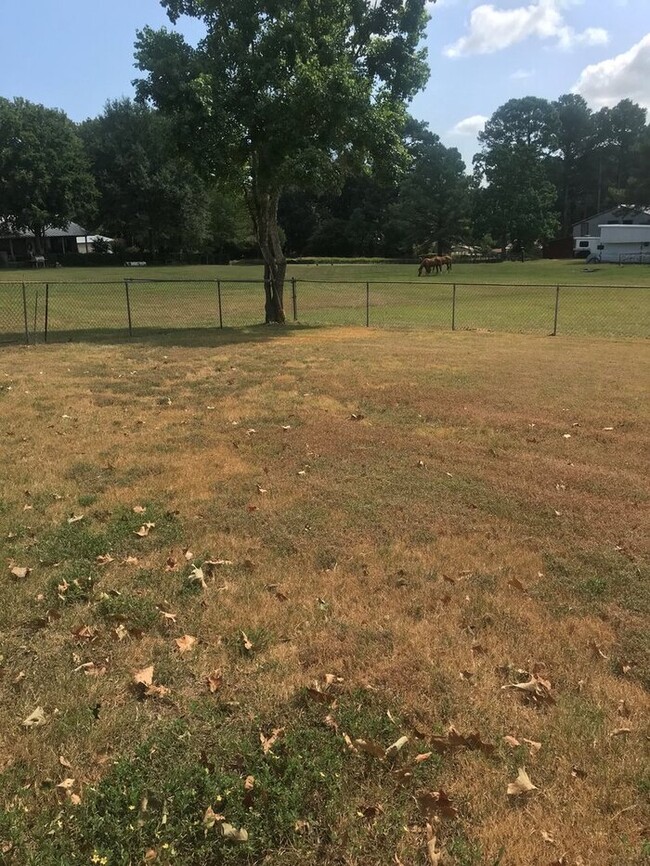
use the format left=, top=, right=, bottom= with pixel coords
left=247, top=184, right=286, bottom=324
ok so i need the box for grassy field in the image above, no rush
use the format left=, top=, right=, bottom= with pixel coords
left=0, top=326, right=648, bottom=865
left=1, top=259, right=649, bottom=341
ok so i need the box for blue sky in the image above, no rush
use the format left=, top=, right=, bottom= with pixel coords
left=1, top=0, right=648, bottom=171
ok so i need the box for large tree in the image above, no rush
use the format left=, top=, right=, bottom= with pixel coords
left=474, top=97, right=559, bottom=253
left=552, top=93, right=594, bottom=234
left=0, top=98, right=97, bottom=254
left=388, top=119, right=469, bottom=255
left=133, top=0, right=431, bottom=321
left=80, top=99, right=211, bottom=255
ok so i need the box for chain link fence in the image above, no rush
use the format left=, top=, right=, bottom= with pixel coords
left=0, top=278, right=648, bottom=343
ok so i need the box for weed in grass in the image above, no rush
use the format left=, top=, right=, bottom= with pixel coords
left=95, top=593, right=159, bottom=632
left=64, top=460, right=114, bottom=493
left=77, top=493, right=98, bottom=508
left=46, top=561, right=98, bottom=605
left=35, top=522, right=108, bottom=565
left=447, top=830, right=483, bottom=866
left=103, top=502, right=183, bottom=553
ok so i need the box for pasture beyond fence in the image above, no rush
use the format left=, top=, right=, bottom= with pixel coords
left=0, top=278, right=648, bottom=344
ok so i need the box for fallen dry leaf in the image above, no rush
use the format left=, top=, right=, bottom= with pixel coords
left=59, top=756, right=72, bottom=769
left=10, top=565, right=31, bottom=579
left=417, top=789, right=458, bottom=820
left=503, top=735, right=521, bottom=748
left=502, top=673, right=555, bottom=705
left=144, top=850, right=157, bottom=863
left=508, top=577, right=526, bottom=592
left=189, top=564, right=207, bottom=589
left=507, top=767, right=537, bottom=796
left=112, top=623, right=129, bottom=641
left=206, top=670, right=223, bottom=693
left=67, top=514, right=84, bottom=524
left=541, top=830, right=556, bottom=844
left=22, top=706, right=47, bottom=728
left=589, top=639, right=609, bottom=660
left=96, top=554, right=114, bottom=565
left=72, top=625, right=98, bottom=641
left=134, top=666, right=154, bottom=687
left=123, top=556, right=139, bottom=566
left=425, top=824, right=443, bottom=865
left=134, top=522, right=155, bottom=538
left=610, top=727, right=632, bottom=737
left=202, top=805, right=225, bottom=833
left=260, top=728, right=284, bottom=755
left=241, top=631, right=254, bottom=653
left=415, top=752, right=433, bottom=763
left=430, top=725, right=495, bottom=756
left=617, top=699, right=631, bottom=718
left=133, top=505, right=147, bottom=514
left=221, top=823, right=248, bottom=843
left=523, top=737, right=542, bottom=755
left=354, top=738, right=386, bottom=759
left=175, top=635, right=197, bottom=655
left=385, top=736, right=409, bottom=758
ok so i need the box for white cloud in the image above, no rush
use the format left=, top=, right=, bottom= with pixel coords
left=574, top=32, right=650, bottom=110
left=445, top=0, right=608, bottom=58
left=451, top=114, right=489, bottom=136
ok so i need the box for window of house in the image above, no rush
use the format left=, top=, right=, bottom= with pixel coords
left=622, top=220, right=633, bottom=224
left=579, top=241, right=590, bottom=247
left=607, top=220, right=619, bottom=224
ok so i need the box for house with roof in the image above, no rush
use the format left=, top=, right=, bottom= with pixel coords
left=573, top=205, right=650, bottom=239
left=0, top=221, right=89, bottom=266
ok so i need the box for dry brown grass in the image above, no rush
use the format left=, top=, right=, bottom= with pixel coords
left=1, top=326, right=648, bottom=865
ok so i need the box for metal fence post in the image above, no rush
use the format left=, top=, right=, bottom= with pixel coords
left=552, top=285, right=560, bottom=336
left=217, top=279, right=223, bottom=328
left=452, top=283, right=457, bottom=331
left=44, top=283, right=49, bottom=342
left=292, top=277, right=297, bottom=321
left=366, top=282, right=370, bottom=327
left=33, top=288, right=39, bottom=339
left=22, top=282, right=29, bottom=345
left=124, top=279, right=133, bottom=337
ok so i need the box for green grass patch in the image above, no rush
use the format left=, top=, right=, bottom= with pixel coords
left=1, top=691, right=443, bottom=866
left=95, top=593, right=159, bottom=632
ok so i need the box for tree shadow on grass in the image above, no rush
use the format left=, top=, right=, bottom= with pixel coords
left=27, top=322, right=325, bottom=349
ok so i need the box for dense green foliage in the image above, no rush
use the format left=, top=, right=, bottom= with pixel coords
left=0, top=98, right=97, bottom=253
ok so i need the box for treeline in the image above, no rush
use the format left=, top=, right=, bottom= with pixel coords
left=1, top=92, right=648, bottom=260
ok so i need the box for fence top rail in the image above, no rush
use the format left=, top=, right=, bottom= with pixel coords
left=0, top=278, right=649, bottom=290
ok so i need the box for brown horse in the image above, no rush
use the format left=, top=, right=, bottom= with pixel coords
left=418, top=256, right=443, bottom=276
left=440, top=255, right=452, bottom=272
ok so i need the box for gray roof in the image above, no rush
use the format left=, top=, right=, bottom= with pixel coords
left=0, top=221, right=88, bottom=238
left=573, top=205, right=650, bottom=227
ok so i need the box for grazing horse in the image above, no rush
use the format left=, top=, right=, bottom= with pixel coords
left=440, top=255, right=452, bottom=272
left=418, top=256, right=443, bottom=276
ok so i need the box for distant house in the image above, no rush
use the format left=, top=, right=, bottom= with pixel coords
left=77, top=234, right=114, bottom=254
left=0, top=221, right=89, bottom=265
left=573, top=205, right=650, bottom=239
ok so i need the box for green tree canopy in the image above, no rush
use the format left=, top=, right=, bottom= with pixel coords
left=474, top=97, right=559, bottom=253
left=133, top=0, right=432, bottom=321
left=388, top=118, right=468, bottom=255
left=79, top=99, right=211, bottom=256
left=0, top=97, right=97, bottom=253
